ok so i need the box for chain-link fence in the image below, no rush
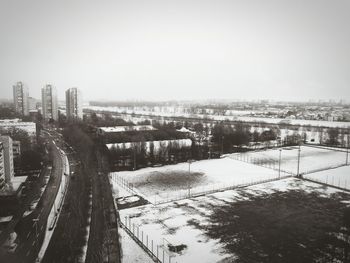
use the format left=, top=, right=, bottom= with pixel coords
left=229, top=152, right=296, bottom=176
left=111, top=172, right=291, bottom=205
left=121, top=216, right=176, bottom=263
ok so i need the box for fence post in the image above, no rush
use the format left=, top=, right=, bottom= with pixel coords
left=157, top=245, right=159, bottom=258
left=163, top=249, right=165, bottom=263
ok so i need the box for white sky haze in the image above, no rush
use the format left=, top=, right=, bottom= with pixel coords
left=0, top=0, right=349, bottom=101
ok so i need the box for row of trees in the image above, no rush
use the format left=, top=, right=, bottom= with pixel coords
left=58, top=111, right=349, bottom=171
left=109, top=140, right=193, bottom=170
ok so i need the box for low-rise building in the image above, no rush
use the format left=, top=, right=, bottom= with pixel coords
left=0, top=119, right=37, bottom=143
left=0, top=138, right=26, bottom=204
left=97, top=125, right=156, bottom=136
left=0, top=136, right=14, bottom=183
left=0, top=142, right=5, bottom=189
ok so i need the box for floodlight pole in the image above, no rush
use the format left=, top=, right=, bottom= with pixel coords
left=278, top=149, right=282, bottom=179
left=221, top=135, right=224, bottom=156
left=297, top=142, right=301, bottom=177
left=188, top=160, right=192, bottom=197
left=133, top=144, right=136, bottom=171
left=346, top=132, right=349, bottom=165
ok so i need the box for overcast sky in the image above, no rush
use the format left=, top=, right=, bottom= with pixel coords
left=0, top=0, right=349, bottom=102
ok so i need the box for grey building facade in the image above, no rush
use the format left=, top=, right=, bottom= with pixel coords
left=41, top=84, right=58, bottom=121
left=13, top=81, right=29, bottom=116
left=66, top=87, right=83, bottom=120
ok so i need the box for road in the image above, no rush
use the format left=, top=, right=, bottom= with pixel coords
left=58, top=124, right=121, bottom=263
left=1, top=132, right=66, bottom=263
left=41, top=142, right=90, bottom=262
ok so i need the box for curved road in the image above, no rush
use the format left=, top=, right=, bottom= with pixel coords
left=2, top=132, right=65, bottom=263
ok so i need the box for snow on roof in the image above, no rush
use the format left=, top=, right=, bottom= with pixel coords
left=177, top=127, right=191, bottom=133
left=106, top=138, right=192, bottom=150
left=99, top=125, right=156, bottom=133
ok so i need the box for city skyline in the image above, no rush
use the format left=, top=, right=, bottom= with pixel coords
left=0, top=0, right=349, bottom=102
left=1, top=81, right=349, bottom=105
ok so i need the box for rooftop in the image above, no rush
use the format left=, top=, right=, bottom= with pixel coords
left=99, top=125, right=156, bottom=133
left=0, top=176, right=27, bottom=196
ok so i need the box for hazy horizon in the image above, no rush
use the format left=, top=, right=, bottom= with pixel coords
left=1, top=0, right=349, bottom=102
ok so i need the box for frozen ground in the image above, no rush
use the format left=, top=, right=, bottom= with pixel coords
left=120, top=178, right=350, bottom=263
left=305, top=165, right=350, bottom=189
left=111, top=158, right=288, bottom=203
left=229, top=145, right=347, bottom=175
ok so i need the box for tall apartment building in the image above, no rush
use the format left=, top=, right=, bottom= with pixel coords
left=66, top=87, right=83, bottom=119
left=28, top=96, right=37, bottom=111
left=0, top=142, right=5, bottom=189
left=13, top=82, right=29, bottom=116
left=41, top=84, right=58, bottom=121
left=0, top=136, right=14, bottom=184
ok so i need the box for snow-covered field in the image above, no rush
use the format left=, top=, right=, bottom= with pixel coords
left=305, top=165, right=350, bottom=189
left=118, top=227, right=154, bottom=263
left=85, top=105, right=350, bottom=129
left=111, top=158, right=288, bottom=203
left=230, top=146, right=348, bottom=175
left=119, top=178, right=349, bottom=263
